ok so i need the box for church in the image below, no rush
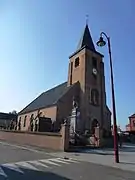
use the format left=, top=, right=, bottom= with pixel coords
left=17, top=24, right=111, bottom=134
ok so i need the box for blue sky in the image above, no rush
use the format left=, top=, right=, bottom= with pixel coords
left=0, top=0, right=134, bottom=129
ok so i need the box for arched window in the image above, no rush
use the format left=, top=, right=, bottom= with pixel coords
left=19, top=117, right=21, bottom=123
left=92, top=57, right=97, bottom=68
left=133, top=120, right=135, bottom=127
left=31, top=114, right=34, bottom=119
left=91, top=89, right=99, bottom=105
left=18, top=117, right=21, bottom=130
left=75, top=57, right=79, bottom=68
left=30, top=114, right=34, bottom=123
left=23, top=115, right=27, bottom=127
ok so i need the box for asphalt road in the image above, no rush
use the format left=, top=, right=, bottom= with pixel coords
left=0, top=141, right=53, bottom=164
left=0, top=141, right=134, bottom=180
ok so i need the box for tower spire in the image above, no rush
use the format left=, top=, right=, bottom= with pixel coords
left=86, top=15, right=89, bottom=25
left=76, top=22, right=95, bottom=52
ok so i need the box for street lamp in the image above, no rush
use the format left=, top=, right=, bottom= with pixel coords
left=96, top=32, right=119, bottom=163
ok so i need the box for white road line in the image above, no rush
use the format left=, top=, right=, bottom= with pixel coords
left=2, top=163, right=24, bottom=174
left=58, top=158, right=79, bottom=163
left=0, top=157, right=78, bottom=177
left=29, top=161, right=50, bottom=168
left=15, top=162, right=39, bottom=171
left=39, top=159, right=61, bottom=166
left=49, top=158, right=69, bottom=164
left=0, top=166, right=7, bottom=177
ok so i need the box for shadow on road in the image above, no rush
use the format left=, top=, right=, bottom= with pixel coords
left=74, top=150, right=113, bottom=156
left=0, top=167, right=71, bottom=180
left=71, top=144, right=135, bottom=156
left=70, top=147, right=114, bottom=155
left=121, top=161, right=135, bottom=165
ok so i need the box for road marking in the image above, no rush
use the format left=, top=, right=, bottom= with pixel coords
left=49, top=158, right=69, bottom=164
left=39, top=159, right=61, bottom=166
left=0, top=166, right=7, bottom=177
left=0, top=157, right=79, bottom=178
left=29, top=161, right=50, bottom=168
left=58, top=158, right=79, bottom=163
left=15, top=162, right=39, bottom=171
left=2, top=163, right=24, bottom=174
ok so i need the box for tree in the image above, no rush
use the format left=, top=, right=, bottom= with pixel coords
left=9, top=110, right=17, bottom=115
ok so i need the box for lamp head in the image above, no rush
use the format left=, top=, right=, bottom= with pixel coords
left=96, top=36, right=106, bottom=47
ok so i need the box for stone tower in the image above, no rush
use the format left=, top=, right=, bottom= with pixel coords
left=67, top=24, right=111, bottom=133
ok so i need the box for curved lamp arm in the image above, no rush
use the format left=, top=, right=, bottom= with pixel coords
left=100, top=32, right=111, bottom=54
left=100, top=32, right=109, bottom=40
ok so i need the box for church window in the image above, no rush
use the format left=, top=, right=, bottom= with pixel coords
left=18, top=117, right=22, bottom=130
left=133, top=120, right=135, bottom=127
left=18, top=117, right=21, bottom=126
left=91, top=89, right=99, bottom=105
left=70, top=62, right=73, bottom=73
left=19, top=117, right=21, bottom=122
left=30, top=114, right=34, bottom=124
left=70, top=62, right=73, bottom=85
left=30, top=114, right=34, bottom=119
left=23, top=115, right=27, bottom=127
left=75, top=57, right=79, bottom=67
left=92, top=57, right=97, bottom=68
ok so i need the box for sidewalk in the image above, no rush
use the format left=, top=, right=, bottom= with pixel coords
left=50, top=144, right=135, bottom=172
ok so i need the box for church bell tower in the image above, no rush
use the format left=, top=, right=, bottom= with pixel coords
left=67, top=24, right=111, bottom=133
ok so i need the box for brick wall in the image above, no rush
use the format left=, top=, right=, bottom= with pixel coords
left=129, top=117, right=135, bottom=131
left=0, top=124, right=69, bottom=151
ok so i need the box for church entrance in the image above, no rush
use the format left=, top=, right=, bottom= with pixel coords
left=91, top=119, right=99, bottom=134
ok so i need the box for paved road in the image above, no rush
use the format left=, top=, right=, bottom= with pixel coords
left=0, top=141, right=135, bottom=179
left=0, top=141, right=53, bottom=164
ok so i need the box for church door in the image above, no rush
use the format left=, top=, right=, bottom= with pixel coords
left=91, top=119, right=99, bottom=134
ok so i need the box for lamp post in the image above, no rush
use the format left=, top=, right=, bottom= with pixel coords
left=96, top=32, right=119, bottom=163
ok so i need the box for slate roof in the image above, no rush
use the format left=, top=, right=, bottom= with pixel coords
left=69, top=24, right=103, bottom=58
left=77, top=24, right=95, bottom=52
left=129, top=113, right=135, bottom=118
left=19, top=82, right=73, bottom=115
